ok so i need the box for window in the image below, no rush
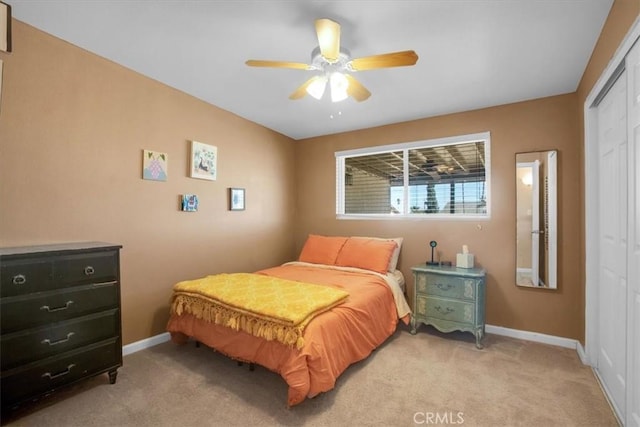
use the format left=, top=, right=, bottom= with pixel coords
left=336, top=132, right=490, bottom=219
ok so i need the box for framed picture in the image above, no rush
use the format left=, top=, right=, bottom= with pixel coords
left=0, top=2, right=11, bottom=53
left=181, top=194, right=199, bottom=212
left=190, top=141, right=217, bottom=181
left=229, top=188, right=245, bottom=211
left=142, top=150, right=168, bottom=181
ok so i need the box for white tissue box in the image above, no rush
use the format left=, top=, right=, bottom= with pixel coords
left=456, top=253, right=474, bottom=268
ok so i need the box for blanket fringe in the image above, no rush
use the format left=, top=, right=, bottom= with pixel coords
left=172, top=294, right=306, bottom=349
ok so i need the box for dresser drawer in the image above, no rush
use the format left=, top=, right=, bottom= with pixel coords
left=1, top=260, right=53, bottom=298
left=415, top=273, right=478, bottom=300
left=1, top=282, right=119, bottom=334
left=415, top=295, right=475, bottom=324
left=1, top=338, right=121, bottom=409
left=53, top=251, right=118, bottom=287
left=1, top=309, right=120, bottom=370
left=1, top=251, right=118, bottom=297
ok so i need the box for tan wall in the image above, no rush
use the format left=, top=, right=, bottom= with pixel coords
left=0, top=21, right=297, bottom=344
left=295, top=93, right=580, bottom=338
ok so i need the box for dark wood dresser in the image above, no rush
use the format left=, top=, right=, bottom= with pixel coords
left=0, top=242, right=123, bottom=411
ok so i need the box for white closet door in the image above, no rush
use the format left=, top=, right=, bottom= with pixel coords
left=596, top=67, right=628, bottom=416
left=626, top=38, right=640, bottom=427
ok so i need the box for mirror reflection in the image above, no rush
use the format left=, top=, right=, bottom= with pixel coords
left=516, top=150, right=557, bottom=289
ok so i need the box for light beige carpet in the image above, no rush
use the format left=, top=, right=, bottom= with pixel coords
left=2, top=324, right=618, bottom=426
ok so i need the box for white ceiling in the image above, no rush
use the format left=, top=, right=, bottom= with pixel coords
left=10, top=1, right=613, bottom=140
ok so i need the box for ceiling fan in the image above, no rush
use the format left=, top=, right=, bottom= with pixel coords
left=245, top=18, right=419, bottom=102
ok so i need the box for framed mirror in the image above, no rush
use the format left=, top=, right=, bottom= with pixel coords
left=516, top=150, right=557, bottom=289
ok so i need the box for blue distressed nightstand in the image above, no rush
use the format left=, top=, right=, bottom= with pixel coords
left=410, top=264, right=486, bottom=349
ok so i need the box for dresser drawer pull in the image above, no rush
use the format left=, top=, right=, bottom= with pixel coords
left=41, top=332, right=75, bottom=346
left=40, top=301, right=74, bottom=312
left=12, top=274, right=27, bottom=285
left=42, top=364, right=76, bottom=380
left=434, top=305, right=454, bottom=315
left=84, top=266, right=95, bottom=276
left=435, top=283, right=453, bottom=291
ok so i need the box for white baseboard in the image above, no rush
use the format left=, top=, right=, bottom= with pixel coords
left=486, top=324, right=578, bottom=350
left=592, top=364, right=624, bottom=425
left=122, top=332, right=171, bottom=356
left=575, top=341, right=588, bottom=364
left=124, top=326, right=583, bottom=360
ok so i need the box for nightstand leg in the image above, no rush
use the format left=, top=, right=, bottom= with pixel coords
left=474, top=329, right=484, bottom=350
left=410, top=316, right=417, bottom=335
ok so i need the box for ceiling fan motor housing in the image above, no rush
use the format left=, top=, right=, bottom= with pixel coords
left=311, top=46, right=353, bottom=74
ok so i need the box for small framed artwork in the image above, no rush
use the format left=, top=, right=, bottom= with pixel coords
left=181, top=194, right=199, bottom=212
left=229, top=188, right=245, bottom=211
left=0, top=1, right=11, bottom=53
left=190, top=141, right=217, bottom=181
left=142, top=150, right=168, bottom=181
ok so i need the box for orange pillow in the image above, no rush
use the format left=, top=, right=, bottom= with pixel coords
left=353, top=236, right=403, bottom=272
left=299, top=235, right=348, bottom=265
left=335, top=237, right=398, bottom=274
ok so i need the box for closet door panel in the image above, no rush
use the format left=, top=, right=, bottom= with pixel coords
left=596, top=68, right=628, bottom=416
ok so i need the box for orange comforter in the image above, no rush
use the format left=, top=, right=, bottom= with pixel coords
left=166, top=263, right=406, bottom=406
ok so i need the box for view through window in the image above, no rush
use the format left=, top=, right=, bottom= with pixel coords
left=336, top=133, right=490, bottom=218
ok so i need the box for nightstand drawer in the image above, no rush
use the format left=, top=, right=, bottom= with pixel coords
left=415, top=273, right=477, bottom=300
left=416, top=295, right=475, bottom=324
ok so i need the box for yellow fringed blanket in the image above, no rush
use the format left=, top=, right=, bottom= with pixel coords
left=170, top=273, right=349, bottom=349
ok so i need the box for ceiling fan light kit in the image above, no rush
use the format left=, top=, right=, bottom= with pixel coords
left=329, top=72, right=349, bottom=102
left=306, top=75, right=327, bottom=100
left=245, top=18, right=418, bottom=103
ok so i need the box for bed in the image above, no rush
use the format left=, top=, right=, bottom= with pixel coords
left=166, top=235, right=411, bottom=406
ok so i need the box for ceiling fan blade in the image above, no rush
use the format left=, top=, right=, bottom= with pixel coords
left=245, top=60, right=311, bottom=70
left=344, top=75, right=371, bottom=102
left=315, top=18, right=340, bottom=63
left=289, top=76, right=322, bottom=100
left=349, top=50, right=419, bottom=71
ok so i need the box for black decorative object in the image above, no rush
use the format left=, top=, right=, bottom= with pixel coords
left=426, top=240, right=439, bottom=265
